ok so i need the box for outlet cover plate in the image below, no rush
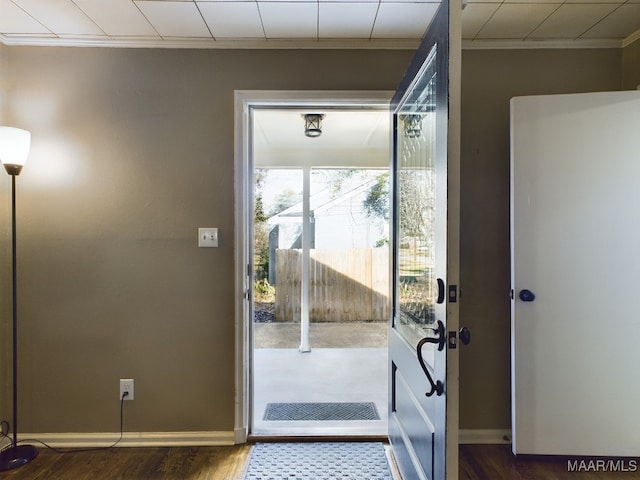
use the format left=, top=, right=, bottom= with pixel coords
left=120, top=378, right=134, bottom=400
left=198, top=228, right=218, bottom=247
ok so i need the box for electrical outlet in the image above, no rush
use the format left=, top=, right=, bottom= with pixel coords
left=119, top=379, right=134, bottom=400
left=198, top=228, right=219, bottom=247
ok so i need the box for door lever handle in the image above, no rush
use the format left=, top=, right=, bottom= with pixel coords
left=417, top=335, right=444, bottom=397
left=436, top=278, right=446, bottom=304
left=421, top=319, right=446, bottom=351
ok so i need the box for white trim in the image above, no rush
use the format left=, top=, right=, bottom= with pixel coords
left=235, top=91, right=394, bottom=108
left=234, top=427, right=247, bottom=444
left=463, top=38, right=622, bottom=50
left=234, top=90, right=393, bottom=441
left=19, top=431, right=236, bottom=448
left=0, top=35, right=420, bottom=50
left=623, top=29, right=640, bottom=48
left=14, top=429, right=510, bottom=447
left=385, top=445, right=404, bottom=480
left=234, top=91, right=251, bottom=447
left=458, top=429, right=511, bottom=445
left=1, top=33, right=631, bottom=50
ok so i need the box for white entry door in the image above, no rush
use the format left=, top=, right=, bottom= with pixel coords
left=389, top=0, right=461, bottom=478
left=511, top=90, right=640, bottom=456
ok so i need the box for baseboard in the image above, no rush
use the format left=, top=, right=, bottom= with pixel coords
left=18, top=431, right=236, bottom=448
left=16, top=429, right=509, bottom=448
left=235, top=427, right=248, bottom=444
left=458, top=429, right=511, bottom=445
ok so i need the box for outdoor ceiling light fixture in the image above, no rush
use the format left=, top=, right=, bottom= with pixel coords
left=402, top=114, right=423, bottom=139
left=303, top=113, right=324, bottom=138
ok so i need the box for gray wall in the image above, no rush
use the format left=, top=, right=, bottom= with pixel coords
left=459, top=47, right=622, bottom=429
left=0, top=44, right=626, bottom=436
left=0, top=47, right=414, bottom=434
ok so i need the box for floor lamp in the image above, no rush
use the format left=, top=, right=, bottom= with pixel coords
left=0, top=126, right=39, bottom=471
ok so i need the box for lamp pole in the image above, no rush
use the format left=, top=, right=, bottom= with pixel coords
left=0, top=127, right=39, bottom=471
left=11, top=173, right=19, bottom=451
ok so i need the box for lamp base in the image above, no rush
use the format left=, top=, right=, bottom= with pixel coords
left=0, top=444, right=39, bottom=471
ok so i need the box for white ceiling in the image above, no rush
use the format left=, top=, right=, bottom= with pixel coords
left=253, top=109, right=390, bottom=168
left=0, top=0, right=638, bottom=50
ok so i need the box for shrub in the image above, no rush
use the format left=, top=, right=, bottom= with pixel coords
left=254, top=278, right=275, bottom=302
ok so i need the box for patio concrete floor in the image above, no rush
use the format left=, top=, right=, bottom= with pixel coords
left=254, top=321, right=388, bottom=349
left=251, top=322, right=389, bottom=437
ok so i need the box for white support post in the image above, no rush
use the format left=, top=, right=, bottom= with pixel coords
left=299, top=166, right=311, bottom=352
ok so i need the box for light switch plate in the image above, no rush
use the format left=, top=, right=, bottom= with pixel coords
left=198, top=228, right=218, bottom=247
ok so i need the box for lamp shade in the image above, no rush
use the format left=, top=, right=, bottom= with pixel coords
left=0, top=127, right=31, bottom=175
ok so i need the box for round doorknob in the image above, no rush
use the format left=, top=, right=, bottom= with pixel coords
left=519, top=289, right=536, bottom=302
left=459, top=327, right=471, bottom=345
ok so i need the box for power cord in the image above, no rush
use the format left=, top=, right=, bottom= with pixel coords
left=0, top=392, right=129, bottom=454
left=0, top=420, right=9, bottom=438
left=0, top=419, right=10, bottom=449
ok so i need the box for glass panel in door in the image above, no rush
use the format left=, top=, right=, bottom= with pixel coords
left=396, top=75, right=438, bottom=353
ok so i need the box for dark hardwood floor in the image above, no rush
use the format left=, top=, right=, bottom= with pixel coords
left=0, top=443, right=637, bottom=479
left=459, top=444, right=639, bottom=480
left=0, top=445, right=252, bottom=480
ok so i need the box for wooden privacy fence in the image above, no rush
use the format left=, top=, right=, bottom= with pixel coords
left=275, top=248, right=390, bottom=322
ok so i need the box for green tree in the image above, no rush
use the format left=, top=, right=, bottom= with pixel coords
left=254, top=169, right=270, bottom=280
left=268, top=188, right=301, bottom=216
left=363, top=172, right=390, bottom=220
left=362, top=170, right=432, bottom=240
left=398, top=170, right=433, bottom=239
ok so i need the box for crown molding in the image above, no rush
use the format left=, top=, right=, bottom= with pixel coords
left=1, top=33, right=632, bottom=51
left=623, top=29, right=640, bottom=48
left=0, top=34, right=420, bottom=50
left=462, top=38, right=623, bottom=50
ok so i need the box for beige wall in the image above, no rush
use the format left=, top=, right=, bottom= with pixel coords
left=0, top=46, right=414, bottom=434
left=459, top=48, right=622, bottom=429
left=0, top=43, right=6, bottom=119
left=0, top=42, right=11, bottom=430
left=0, top=44, right=625, bottom=437
left=623, top=38, right=640, bottom=89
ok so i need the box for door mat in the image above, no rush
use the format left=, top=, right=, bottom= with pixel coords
left=243, top=442, right=393, bottom=480
left=263, top=402, right=380, bottom=421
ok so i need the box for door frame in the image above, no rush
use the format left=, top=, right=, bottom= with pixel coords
left=233, top=90, right=393, bottom=442
left=446, top=0, right=462, bottom=476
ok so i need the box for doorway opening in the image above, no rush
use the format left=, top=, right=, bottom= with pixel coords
left=235, top=94, right=393, bottom=438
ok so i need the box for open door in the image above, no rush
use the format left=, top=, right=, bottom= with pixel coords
left=511, top=91, right=640, bottom=457
left=389, top=0, right=460, bottom=478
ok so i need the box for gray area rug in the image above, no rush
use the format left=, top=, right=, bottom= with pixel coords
left=243, top=442, right=393, bottom=480
left=263, top=402, right=381, bottom=421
